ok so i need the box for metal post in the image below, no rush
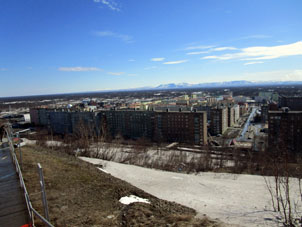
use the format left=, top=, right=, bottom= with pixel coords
left=37, top=163, right=50, bottom=221
left=17, top=133, right=22, bottom=170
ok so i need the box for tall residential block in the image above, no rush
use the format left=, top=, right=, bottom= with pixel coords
left=154, top=111, right=207, bottom=145
left=279, top=96, right=302, bottom=111
left=227, top=106, right=235, bottom=127
left=268, top=109, right=302, bottom=153
left=261, top=104, right=268, bottom=123
left=29, top=108, right=99, bottom=135
left=233, top=104, right=240, bottom=123
left=210, top=107, right=228, bottom=135
left=30, top=108, right=208, bottom=145
left=99, top=110, right=154, bottom=140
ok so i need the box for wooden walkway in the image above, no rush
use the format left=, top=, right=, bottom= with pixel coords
left=0, top=145, right=30, bottom=226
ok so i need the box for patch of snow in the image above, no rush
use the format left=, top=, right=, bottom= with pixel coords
left=119, top=195, right=150, bottom=205
left=97, top=167, right=109, bottom=174
left=80, top=157, right=301, bottom=227
left=20, top=138, right=36, bottom=146
left=166, top=142, right=178, bottom=148
left=177, top=147, right=201, bottom=152
left=80, top=157, right=102, bottom=165
left=80, top=143, right=234, bottom=169
left=46, top=140, right=63, bottom=147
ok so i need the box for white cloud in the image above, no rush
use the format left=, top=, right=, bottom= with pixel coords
left=282, top=70, right=302, bottom=81
left=235, top=69, right=302, bottom=81
left=202, top=41, right=302, bottom=61
left=163, top=60, right=188, bottom=65
left=95, top=31, right=133, bottom=43
left=128, top=59, right=135, bottom=62
left=151, top=58, right=165, bottom=62
left=58, top=67, right=101, bottom=72
left=186, top=51, right=209, bottom=55
left=213, top=47, right=237, bottom=51
left=93, top=0, right=120, bottom=11
left=186, top=47, right=236, bottom=55
left=244, top=61, right=264, bottom=66
left=127, top=73, right=137, bottom=76
left=203, top=55, right=232, bottom=60
left=108, top=72, right=124, bottom=76
left=185, top=45, right=214, bottom=50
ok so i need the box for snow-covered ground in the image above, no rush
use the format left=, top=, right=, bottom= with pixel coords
left=80, top=157, right=301, bottom=227
left=19, top=138, right=62, bottom=147
left=86, top=143, right=236, bottom=169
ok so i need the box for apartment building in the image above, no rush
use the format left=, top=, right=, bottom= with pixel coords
left=267, top=95, right=302, bottom=153
left=227, top=105, right=234, bottom=127
left=30, top=108, right=99, bottom=135
left=99, top=110, right=154, bottom=140
left=279, top=96, right=302, bottom=111
left=210, top=107, right=228, bottom=135
left=154, top=110, right=207, bottom=145
left=261, top=104, right=269, bottom=123
left=234, top=104, right=240, bottom=123
left=30, top=108, right=208, bottom=145
left=268, top=109, right=302, bottom=153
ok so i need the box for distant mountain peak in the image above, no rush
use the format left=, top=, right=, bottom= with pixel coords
left=152, top=80, right=302, bottom=90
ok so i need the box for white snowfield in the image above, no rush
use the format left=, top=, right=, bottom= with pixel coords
left=79, top=157, right=301, bottom=227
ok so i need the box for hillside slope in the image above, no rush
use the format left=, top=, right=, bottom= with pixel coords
left=21, top=145, right=221, bottom=226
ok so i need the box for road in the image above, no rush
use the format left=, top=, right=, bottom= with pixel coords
left=237, top=107, right=258, bottom=142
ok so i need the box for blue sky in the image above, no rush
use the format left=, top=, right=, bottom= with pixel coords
left=1, top=0, right=302, bottom=97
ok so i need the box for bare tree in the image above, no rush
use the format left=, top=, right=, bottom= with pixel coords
left=263, top=145, right=301, bottom=226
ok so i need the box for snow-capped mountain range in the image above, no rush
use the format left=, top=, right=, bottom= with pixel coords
left=131, top=80, right=302, bottom=91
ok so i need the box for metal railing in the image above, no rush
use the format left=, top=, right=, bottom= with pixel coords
left=4, top=124, right=54, bottom=227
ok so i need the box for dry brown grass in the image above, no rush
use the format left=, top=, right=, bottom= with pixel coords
left=20, top=145, right=222, bottom=227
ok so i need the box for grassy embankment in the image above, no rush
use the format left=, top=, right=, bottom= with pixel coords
left=20, top=145, right=221, bottom=227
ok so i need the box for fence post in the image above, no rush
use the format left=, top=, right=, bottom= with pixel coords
left=17, top=133, right=23, bottom=170
left=37, top=163, right=50, bottom=221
